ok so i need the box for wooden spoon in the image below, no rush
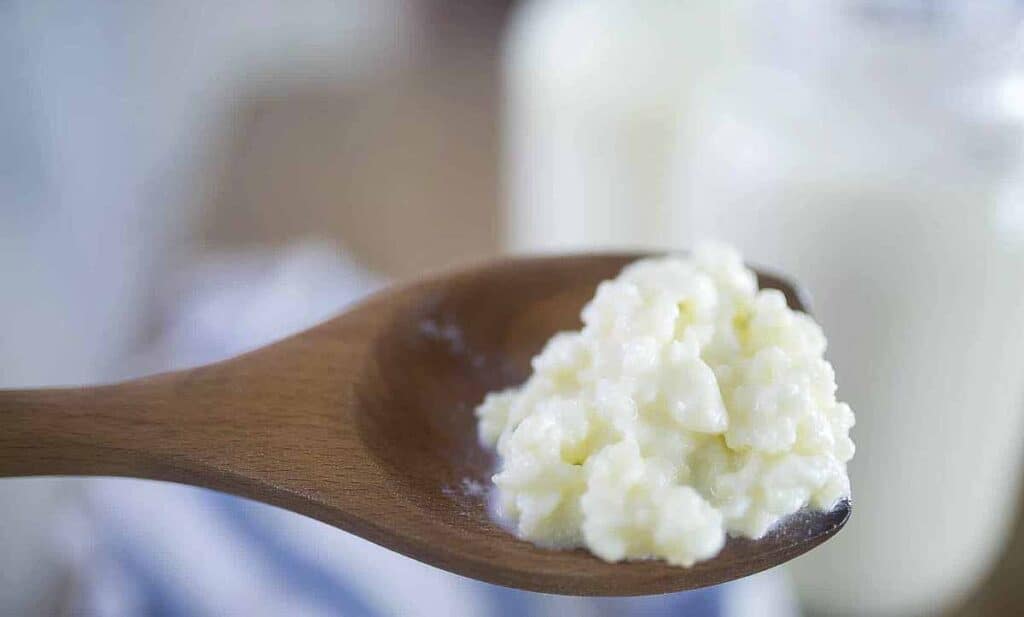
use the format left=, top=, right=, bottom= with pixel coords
left=0, top=253, right=850, bottom=596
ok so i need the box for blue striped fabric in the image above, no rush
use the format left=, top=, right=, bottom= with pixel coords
left=79, top=484, right=725, bottom=617
left=104, top=529, right=202, bottom=617
left=208, top=493, right=383, bottom=617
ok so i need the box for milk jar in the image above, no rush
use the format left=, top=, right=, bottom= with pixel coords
left=502, top=0, right=743, bottom=253
left=685, top=2, right=1024, bottom=614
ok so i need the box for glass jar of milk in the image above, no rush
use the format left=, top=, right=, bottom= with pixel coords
left=685, top=2, right=1024, bottom=614
left=503, top=0, right=744, bottom=252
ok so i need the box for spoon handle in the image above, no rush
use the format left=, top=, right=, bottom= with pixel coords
left=0, top=367, right=242, bottom=483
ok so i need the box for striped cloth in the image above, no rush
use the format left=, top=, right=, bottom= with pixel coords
left=54, top=243, right=795, bottom=617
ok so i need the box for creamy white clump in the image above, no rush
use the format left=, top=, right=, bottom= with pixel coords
left=475, top=244, right=855, bottom=567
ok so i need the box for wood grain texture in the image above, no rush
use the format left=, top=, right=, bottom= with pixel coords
left=0, top=253, right=849, bottom=596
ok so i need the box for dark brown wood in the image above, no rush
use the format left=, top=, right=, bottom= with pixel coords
left=0, top=253, right=849, bottom=596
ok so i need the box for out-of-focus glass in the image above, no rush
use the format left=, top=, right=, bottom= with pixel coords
left=502, top=0, right=744, bottom=252
left=505, top=0, right=1024, bottom=614
left=685, top=1, right=1024, bottom=614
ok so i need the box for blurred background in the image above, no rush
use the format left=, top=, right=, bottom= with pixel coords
left=3, top=0, right=1024, bottom=615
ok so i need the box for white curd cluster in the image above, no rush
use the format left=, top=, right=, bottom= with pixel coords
left=476, top=245, right=854, bottom=566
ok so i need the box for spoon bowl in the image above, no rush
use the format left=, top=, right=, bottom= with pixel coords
left=0, top=253, right=849, bottom=595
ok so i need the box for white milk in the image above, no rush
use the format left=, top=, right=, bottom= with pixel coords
left=502, top=0, right=742, bottom=252
left=684, top=4, right=1024, bottom=612
left=503, top=0, right=1024, bottom=612
left=693, top=177, right=1024, bottom=615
